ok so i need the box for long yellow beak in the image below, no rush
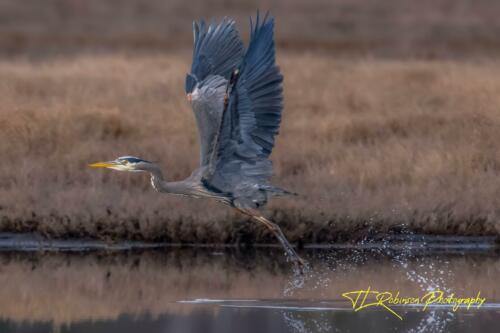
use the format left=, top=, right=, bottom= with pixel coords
left=88, top=161, right=115, bottom=168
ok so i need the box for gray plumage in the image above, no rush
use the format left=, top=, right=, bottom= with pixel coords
left=90, top=13, right=306, bottom=269
left=187, top=13, right=287, bottom=210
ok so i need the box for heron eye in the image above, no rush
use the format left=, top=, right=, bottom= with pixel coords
left=120, top=160, right=128, bottom=165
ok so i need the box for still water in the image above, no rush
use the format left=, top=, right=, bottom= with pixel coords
left=0, top=241, right=498, bottom=333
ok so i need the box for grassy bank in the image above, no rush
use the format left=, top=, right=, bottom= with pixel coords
left=1, top=54, right=500, bottom=242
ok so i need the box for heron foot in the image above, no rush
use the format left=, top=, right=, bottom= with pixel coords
left=239, top=208, right=309, bottom=272
left=290, top=252, right=309, bottom=275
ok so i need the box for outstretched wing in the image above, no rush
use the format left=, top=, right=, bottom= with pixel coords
left=185, top=18, right=244, bottom=166
left=204, top=14, right=284, bottom=198
left=185, top=18, right=244, bottom=94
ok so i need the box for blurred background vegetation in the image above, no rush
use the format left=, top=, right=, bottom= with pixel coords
left=2, top=0, right=500, bottom=243
left=2, top=0, right=500, bottom=59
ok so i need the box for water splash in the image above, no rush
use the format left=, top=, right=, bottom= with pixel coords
left=280, top=226, right=467, bottom=333
left=389, top=229, right=454, bottom=333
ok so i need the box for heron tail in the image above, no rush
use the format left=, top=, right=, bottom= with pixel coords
left=263, top=185, right=298, bottom=197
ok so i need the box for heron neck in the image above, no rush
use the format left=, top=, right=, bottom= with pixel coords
left=148, top=164, right=189, bottom=195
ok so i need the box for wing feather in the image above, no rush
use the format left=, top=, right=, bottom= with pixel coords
left=186, top=18, right=244, bottom=93
left=185, top=18, right=244, bottom=166
left=205, top=13, right=284, bottom=197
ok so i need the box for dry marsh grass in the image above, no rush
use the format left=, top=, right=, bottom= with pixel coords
left=1, top=53, right=500, bottom=241
left=2, top=0, right=500, bottom=59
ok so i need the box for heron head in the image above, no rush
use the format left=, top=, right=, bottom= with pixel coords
left=89, top=156, right=153, bottom=172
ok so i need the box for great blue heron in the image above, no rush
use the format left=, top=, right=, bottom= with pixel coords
left=90, top=13, right=306, bottom=268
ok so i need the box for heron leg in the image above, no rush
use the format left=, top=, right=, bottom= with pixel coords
left=238, top=208, right=307, bottom=270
